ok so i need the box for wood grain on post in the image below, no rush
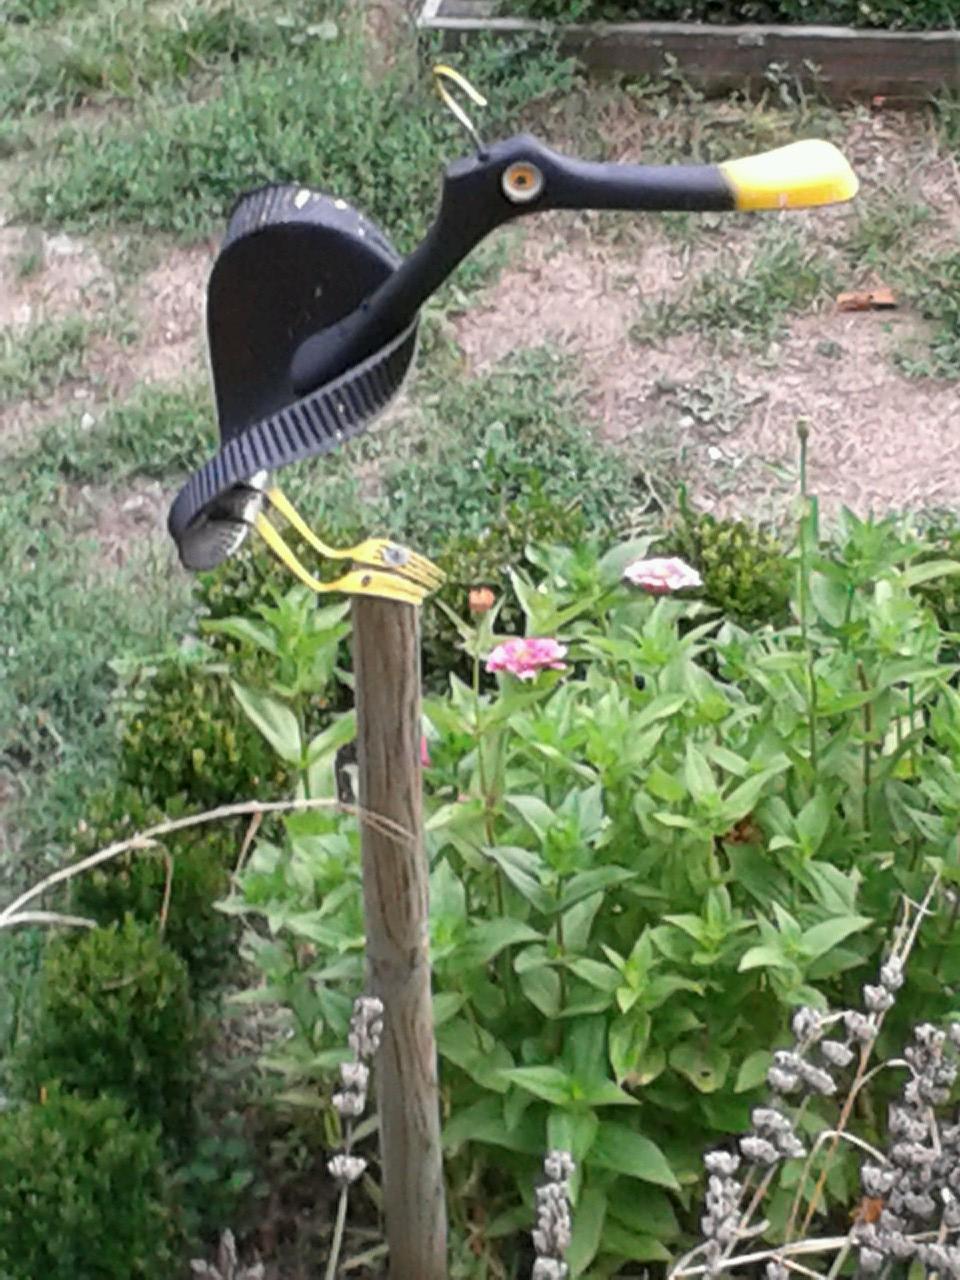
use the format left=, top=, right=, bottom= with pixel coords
left=352, top=597, right=447, bottom=1280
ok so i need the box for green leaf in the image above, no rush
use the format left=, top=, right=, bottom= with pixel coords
left=202, top=615, right=278, bottom=654
left=601, top=1222, right=670, bottom=1263
left=483, top=846, right=553, bottom=913
left=430, top=859, right=466, bottom=922
left=901, top=558, right=960, bottom=588
left=231, top=682, right=303, bottom=763
left=436, top=1020, right=513, bottom=1093
left=579, top=1078, right=639, bottom=1107
left=801, top=915, right=871, bottom=961
left=500, top=1065, right=575, bottom=1107
left=442, top=1097, right=540, bottom=1155
left=590, top=1122, right=679, bottom=1189
left=305, top=710, right=356, bottom=764
left=432, top=992, right=465, bottom=1027
left=669, top=1040, right=730, bottom=1093
left=735, top=1049, right=772, bottom=1093
left=558, top=867, right=636, bottom=912
left=609, top=1012, right=651, bottom=1084
left=606, top=1184, right=679, bottom=1239
left=632, top=692, right=688, bottom=731
left=563, top=957, right=620, bottom=992
left=547, top=1108, right=599, bottom=1163
left=739, top=944, right=793, bottom=972
left=519, top=966, right=562, bottom=1018
left=506, top=794, right=556, bottom=842
left=567, top=1186, right=606, bottom=1278
left=461, top=919, right=542, bottom=967
left=685, top=742, right=718, bottom=807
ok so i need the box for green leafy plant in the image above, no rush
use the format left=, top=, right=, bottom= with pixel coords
left=0, top=1089, right=180, bottom=1280
left=14, top=917, right=199, bottom=1146
left=215, top=490, right=960, bottom=1272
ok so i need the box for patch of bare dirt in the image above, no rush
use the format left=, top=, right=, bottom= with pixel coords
left=0, top=226, right=114, bottom=331
left=132, top=244, right=214, bottom=385
left=455, top=218, right=960, bottom=526
left=0, top=230, right=214, bottom=450
left=69, top=479, right=173, bottom=569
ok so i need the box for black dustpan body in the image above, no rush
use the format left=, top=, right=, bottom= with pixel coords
left=208, top=184, right=407, bottom=443
left=169, top=184, right=418, bottom=569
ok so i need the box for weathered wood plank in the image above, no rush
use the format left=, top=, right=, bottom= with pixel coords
left=353, top=597, right=447, bottom=1280
left=418, top=3, right=960, bottom=100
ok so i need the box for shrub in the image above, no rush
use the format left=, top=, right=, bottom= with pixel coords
left=658, top=499, right=791, bottom=627
left=70, top=786, right=240, bottom=996
left=0, top=1090, right=179, bottom=1280
left=117, top=652, right=290, bottom=807
left=14, top=917, right=199, bottom=1146
left=505, top=0, right=955, bottom=29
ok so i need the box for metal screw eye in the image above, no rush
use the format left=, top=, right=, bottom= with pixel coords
left=502, top=162, right=544, bottom=204
left=382, top=544, right=411, bottom=567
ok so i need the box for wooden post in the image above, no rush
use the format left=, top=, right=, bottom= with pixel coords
left=352, top=597, right=448, bottom=1280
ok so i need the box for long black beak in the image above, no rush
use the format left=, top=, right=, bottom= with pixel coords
left=290, top=133, right=857, bottom=396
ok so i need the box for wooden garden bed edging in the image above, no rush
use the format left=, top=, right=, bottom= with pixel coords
left=418, top=0, right=960, bottom=102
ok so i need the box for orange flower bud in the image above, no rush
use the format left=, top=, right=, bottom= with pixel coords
left=469, top=586, right=495, bottom=615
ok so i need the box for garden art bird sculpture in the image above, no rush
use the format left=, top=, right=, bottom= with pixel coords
left=166, top=66, right=859, bottom=604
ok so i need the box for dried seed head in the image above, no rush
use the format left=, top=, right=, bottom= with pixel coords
left=740, top=1135, right=779, bottom=1165
left=339, top=1061, right=369, bottom=1093
left=880, top=957, right=904, bottom=991
left=766, top=1066, right=801, bottom=1094
left=797, top=1061, right=837, bottom=1096
left=327, top=1154, right=367, bottom=1186
left=791, top=1007, right=822, bottom=1041
left=751, top=1107, right=790, bottom=1135
left=532, top=1261, right=568, bottom=1280
left=704, top=1151, right=740, bottom=1177
left=858, top=1247, right=883, bottom=1274
left=845, top=1010, right=875, bottom=1042
left=332, top=1090, right=365, bottom=1118
left=543, top=1150, right=575, bottom=1184
left=348, top=996, right=384, bottom=1061
left=862, top=1164, right=897, bottom=1197
left=819, top=1039, right=854, bottom=1069
left=863, top=985, right=895, bottom=1014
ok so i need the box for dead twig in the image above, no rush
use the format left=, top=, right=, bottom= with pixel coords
left=0, top=798, right=414, bottom=927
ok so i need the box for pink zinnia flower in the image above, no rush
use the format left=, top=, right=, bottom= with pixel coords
left=485, top=637, right=568, bottom=681
left=419, top=735, right=431, bottom=767
left=622, top=556, right=702, bottom=595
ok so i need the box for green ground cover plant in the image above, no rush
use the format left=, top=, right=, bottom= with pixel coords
left=1, top=0, right=336, bottom=120
left=0, top=316, right=88, bottom=405
left=634, top=225, right=838, bottom=351
left=504, top=0, right=957, bottom=28
left=13, top=26, right=579, bottom=243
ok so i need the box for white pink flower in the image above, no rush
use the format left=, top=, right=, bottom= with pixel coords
left=622, top=556, right=702, bottom=595
left=485, top=637, right=568, bottom=681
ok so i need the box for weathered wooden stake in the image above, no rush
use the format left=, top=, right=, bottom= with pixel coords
left=352, top=596, right=448, bottom=1280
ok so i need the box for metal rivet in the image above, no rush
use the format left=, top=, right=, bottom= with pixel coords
left=502, top=162, right=544, bottom=205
